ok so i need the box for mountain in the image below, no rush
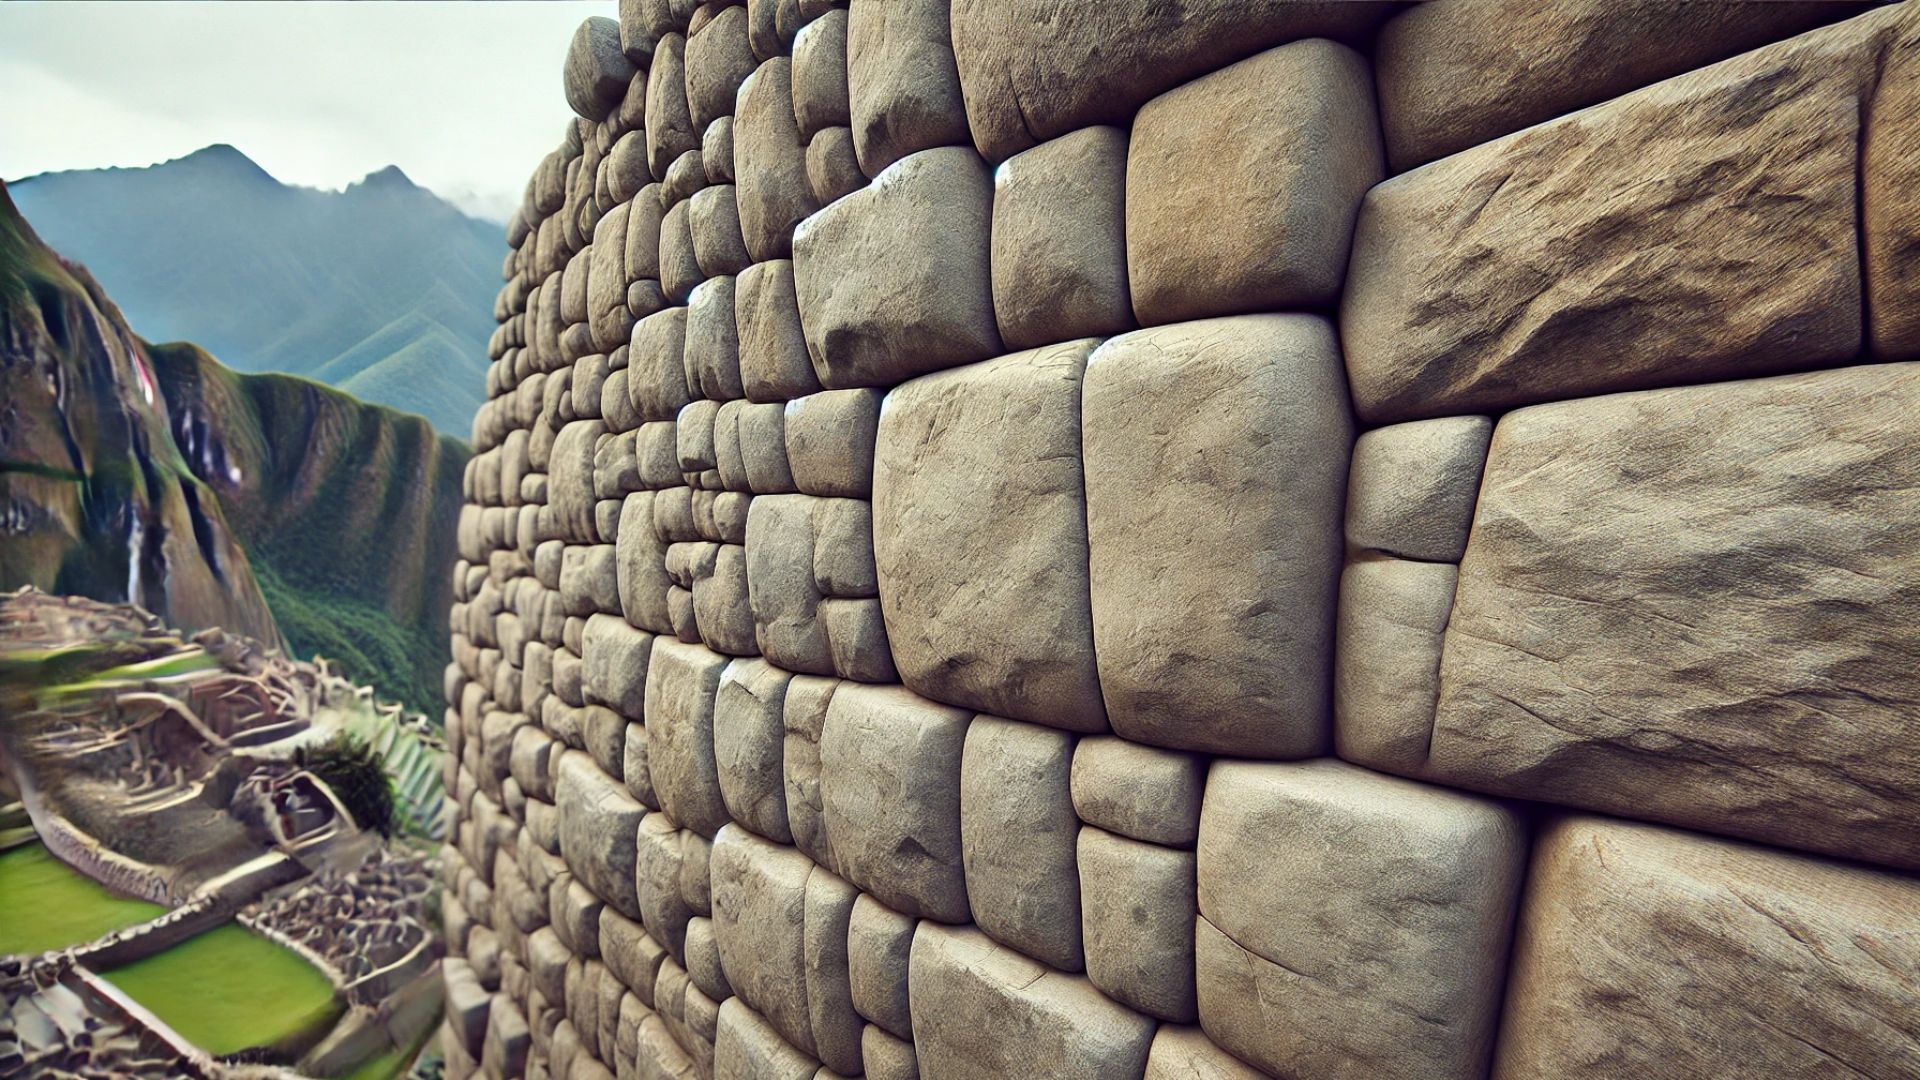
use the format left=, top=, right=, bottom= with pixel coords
left=0, top=180, right=468, bottom=717
left=9, top=145, right=500, bottom=437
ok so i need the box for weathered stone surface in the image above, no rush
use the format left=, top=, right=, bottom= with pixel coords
left=745, top=493, right=833, bottom=674
left=1332, top=556, right=1457, bottom=779
left=685, top=5, right=758, bottom=130
left=860, top=1025, right=916, bottom=1080
left=1143, top=1027, right=1264, bottom=1080
left=556, top=750, right=647, bottom=919
left=1128, top=40, right=1381, bottom=326
left=818, top=597, right=894, bottom=684
left=583, top=612, right=653, bottom=717
left=959, top=716, right=1081, bottom=971
left=646, top=34, right=701, bottom=179
left=1069, top=736, right=1204, bottom=848
left=810, top=498, right=874, bottom=598
left=874, top=341, right=1103, bottom=730
left=643, top=637, right=733, bottom=836
left=1197, top=760, right=1527, bottom=1080
left=636, top=812, right=695, bottom=960
left=819, top=683, right=970, bottom=922
left=846, top=892, right=913, bottom=1039
left=784, top=390, right=877, bottom=499
left=625, top=184, right=667, bottom=284
left=800, top=865, right=863, bottom=1075
left=666, top=146, right=711, bottom=207
left=845, top=0, right=968, bottom=177
left=685, top=916, right=732, bottom=1001
left=781, top=674, right=839, bottom=869
left=1867, top=9, right=1920, bottom=360
left=601, top=907, right=669, bottom=999
left=909, top=923, right=1153, bottom=1080
left=631, top=308, right=692, bottom=421
left=689, top=189, right=752, bottom=280
left=715, top=998, right=817, bottom=1080
left=735, top=57, right=821, bottom=261
left=1084, top=315, right=1351, bottom=757
left=1428, top=363, right=1920, bottom=870
left=1494, top=815, right=1920, bottom=1079
left=1342, top=12, right=1890, bottom=423
left=990, top=126, right=1131, bottom=351
left=949, top=1, right=1386, bottom=163
left=806, top=127, right=865, bottom=205
left=705, top=115, right=736, bottom=183
left=737, top=260, right=824, bottom=403
left=1345, top=415, right=1491, bottom=564
left=738, top=403, right=796, bottom=494
left=589, top=203, right=636, bottom=353
left=1376, top=0, right=1871, bottom=171
left=714, top=657, right=793, bottom=842
left=660, top=199, right=705, bottom=303
left=792, top=147, right=1001, bottom=389
left=567, top=17, right=636, bottom=121
left=1078, top=827, right=1196, bottom=1023
left=694, top=542, right=758, bottom=655
left=791, top=9, right=850, bottom=138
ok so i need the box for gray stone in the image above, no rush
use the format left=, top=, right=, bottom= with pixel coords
left=791, top=9, right=850, bottom=138
left=1867, top=11, right=1920, bottom=361
left=704, top=115, right=735, bottom=183
left=818, top=597, right=895, bottom=684
left=736, top=260, right=824, bottom=403
left=646, top=34, right=701, bottom=178
left=746, top=493, right=833, bottom=674
left=806, top=126, right=865, bottom=206
left=1196, top=759, right=1526, bottom=1080
left=873, top=342, right=1103, bottom=730
left=625, top=184, right=667, bottom=285
left=556, top=750, right=647, bottom=919
left=643, top=637, right=733, bottom=836
left=714, top=657, right=794, bottom=842
left=690, top=189, right=752, bottom=280
left=1331, top=556, right=1456, bottom=779
left=959, top=716, right=1082, bottom=971
left=660, top=199, right=704, bottom=303
left=783, top=390, right=877, bottom=499
left=583, top=612, right=653, bottom=717
left=715, top=998, right=817, bottom=1080
left=566, top=17, right=636, bottom=121
left=801, top=864, right=863, bottom=1075
left=1344, top=415, right=1492, bottom=563
left=846, top=891, right=914, bottom=1039
left=810, top=498, right=874, bottom=598
left=1078, top=827, right=1196, bottom=1023
left=1127, top=39, right=1381, bottom=326
left=636, top=811, right=695, bottom=960
left=738, top=402, right=797, bottom=494
left=602, top=907, right=669, bottom=1001
left=685, top=5, right=758, bottom=130
left=792, top=147, right=1001, bottom=388
left=685, top=916, right=733, bottom=1001
left=589, top=202, right=637, bottom=353
left=735, top=57, right=821, bottom=261
left=782, top=674, right=840, bottom=869
left=861, top=1025, right=917, bottom=1080
left=908, top=923, right=1153, bottom=1080
left=819, top=682, right=970, bottom=922
left=1069, top=736, right=1204, bottom=848
left=1428, top=363, right=1920, bottom=870
left=1084, top=315, right=1351, bottom=757
left=631, top=308, right=692, bottom=421
left=990, top=126, right=1131, bottom=350
left=845, top=0, right=968, bottom=176
left=1493, top=815, right=1920, bottom=1080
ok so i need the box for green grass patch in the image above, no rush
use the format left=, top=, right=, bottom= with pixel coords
left=0, top=841, right=165, bottom=955
left=250, top=558, right=443, bottom=718
left=102, top=922, right=342, bottom=1057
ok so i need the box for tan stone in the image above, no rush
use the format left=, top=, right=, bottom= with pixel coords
left=1197, top=760, right=1527, bottom=1080
left=845, top=892, right=913, bottom=1039
left=643, top=637, right=732, bottom=836
left=1344, top=415, right=1491, bottom=563
left=908, top=923, right=1153, bottom=1080
left=1332, top=555, right=1457, bottom=779
left=736, top=260, right=824, bottom=403
left=1429, top=363, right=1920, bottom=870
left=818, top=597, right=894, bottom=684
left=1342, top=12, right=1893, bottom=423
left=1143, top=1027, right=1264, bottom=1080
left=685, top=5, right=757, bottom=130
left=860, top=1025, right=916, bottom=1080
left=715, top=998, right=817, bottom=1080
left=949, top=0, right=1387, bottom=162
left=790, top=9, right=849, bottom=138
left=583, top=612, right=653, bottom=717
left=874, top=342, right=1103, bottom=730
left=782, top=674, right=840, bottom=869
left=566, top=17, right=636, bottom=121
left=735, top=57, right=821, bottom=261
left=1069, top=736, right=1204, bottom=848
left=659, top=199, right=704, bottom=303
left=990, top=126, right=1131, bottom=351
left=1084, top=316, right=1351, bottom=758
left=845, top=0, right=967, bottom=177
left=714, top=657, right=793, bottom=842
left=1513, top=816, right=1920, bottom=1078
left=745, top=493, right=832, bottom=675
left=1127, top=40, right=1381, bottom=326
left=784, top=390, right=877, bottom=499
left=689, top=188, right=752, bottom=280
left=556, top=750, right=647, bottom=920
left=959, top=716, right=1082, bottom=971
left=704, top=115, right=735, bottom=183
left=1867, top=8, right=1920, bottom=360
left=646, top=34, right=701, bottom=178
left=1078, top=827, right=1195, bottom=1023
left=800, top=865, right=863, bottom=1075
left=806, top=127, right=864, bottom=205
left=630, top=308, right=692, bottom=422
left=792, top=147, right=1001, bottom=389
left=636, top=812, right=695, bottom=961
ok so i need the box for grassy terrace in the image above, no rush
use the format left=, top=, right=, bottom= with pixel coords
left=102, top=922, right=343, bottom=1057
left=0, top=841, right=164, bottom=955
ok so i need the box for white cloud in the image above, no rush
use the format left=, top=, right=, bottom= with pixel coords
left=0, top=0, right=611, bottom=221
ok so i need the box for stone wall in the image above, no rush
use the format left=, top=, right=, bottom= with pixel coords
left=439, top=3, right=1920, bottom=1078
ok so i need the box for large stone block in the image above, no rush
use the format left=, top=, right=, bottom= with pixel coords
left=637, top=812, right=695, bottom=961
left=1494, top=815, right=1920, bottom=1079
left=735, top=58, right=821, bottom=261
left=990, top=125, right=1131, bottom=351
left=745, top=493, right=833, bottom=675
left=1342, top=11, right=1896, bottom=423
left=845, top=892, right=913, bottom=1039
left=818, top=682, right=970, bottom=922
left=714, top=657, right=793, bottom=842
left=781, top=674, right=839, bottom=869
left=948, top=0, right=1386, bottom=163
left=959, top=716, right=1082, bottom=971
left=643, top=637, right=732, bottom=836
left=710, top=826, right=815, bottom=1059
left=685, top=5, right=757, bottom=130
left=736, top=260, right=824, bottom=403
left=1428, top=363, right=1920, bottom=870
left=1084, top=315, right=1351, bottom=757
left=1069, top=736, right=1205, bottom=848
left=1197, top=760, right=1527, bottom=1080
left=556, top=750, right=647, bottom=919
left=1127, top=40, right=1382, bottom=325
left=908, top=923, right=1153, bottom=1080
left=792, top=147, right=1001, bottom=389
left=1078, top=827, right=1195, bottom=1023
left=874, top=341, right=1104, bottom=731
left=784, top=390, right=877, bottom=499
left=715, top=998, right=817, bottom=1080
left=646, top=34, right=700, bottom=179
left=583, top=612, right=654, bottom=718
left=1375, top=0, right=1872, bottom=171
left=566, top=16, right=635, bottom=121
left=1867, top=8, right=1920, bottom=360
left=790, top=9, right=849, bottom=138
left=845, top=0, right=967, bottom=177
left=1143, top=1027, right=1265, bottom=1080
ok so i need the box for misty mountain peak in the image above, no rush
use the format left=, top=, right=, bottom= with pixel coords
left=353, top=164, right=419, bottom=192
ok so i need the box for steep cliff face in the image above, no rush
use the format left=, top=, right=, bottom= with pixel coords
left=0, top=184, right=281, bottom=645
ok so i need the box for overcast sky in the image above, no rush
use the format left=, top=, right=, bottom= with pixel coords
left=0, top=1, right=609, bottom=222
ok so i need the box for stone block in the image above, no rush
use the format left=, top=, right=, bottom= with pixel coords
left=990, top=125, right=1131, bottom=350
left=1428, top=363, right=1920, bottom=870
left=1332, top=555, right=1457, bottom=779
left=1078, top=827, right=1195, bottom=1023
left=636, top=811, right=695, bottom=960
left=643, top=637, right=733, bottom=836
left=784, top=390, right=877, bottom=499
left=714, top=657, right=794, bottom=842
left=791, top=9, right=850, bottom=138
left=792, top=147, right=1000, bottom=389
left=716, top=998, right=818, bottom=1080
left=556, top=750, right=647, bottom=919
left=1867, top=7, right=1920, bottom=361
left=818, top=597, right=894, bottom=683
left=746, top=493, right=833, bottom=674
left=959, top=716, right=1082, bottom=970
left=1196, top=759, right=1527, bottom=1080
left=1344, top=415, right=1491, bottom=563
left=845, top=0, right=967, bottom=176
left=810, top=498, right=874, bottom=598
left=690, top=188, right=752, bottom=280
left=601, top=907, right=669, bottom=1000
left=1069, top=736, right=1204, bottom=848
left=1341, top=12, right=1892, bottom=423
left=782, top=674, right=840, bottom=868
left=685, top=5, right=757, bottom=130
left=625, top=184, right=667, bottom=288
left=617, top=494, right=675, bottom=637
left=873, top=341, right=1103, bottom=730
left=647, top=34, right=700, bottom=178
left=566, top=16, right=635, bottom=121
left=807, top=126, right=865, bottom=205
left=908, top=923, right=1153, bottom=1080
left=685, top=916, right=732, bottom=1001
left=948, top=0, right=1386, bottom=162
left=801, top=864, right=863, bottom=1075
left=1084, top=315, right=1351, bottom=757
left=1127, top=39, right=1381, bottom=326
left=738, top=402, right=796, bottom=493
left=681, top=827, right=715, bottom=915
left=736, top=260, right=824, bottom=403
left=846, top=891, right=913, bottom=1039
left=582, top=612, right=653, bottom=717
left=660, top=199, right=704, bottom=303
left=819, top=682, right=970, bottom=921
left=705, top=115, right=736, bottom=183
left=861, top=1025, right=916, bottom=1080
left=1143, top=1027, right=1264, bottom=1080
left=692, top=542, right=758, bottom=656
left=1493, top=815, right=1920, bottom=1079
left=735, top=57, right=821, bottom=261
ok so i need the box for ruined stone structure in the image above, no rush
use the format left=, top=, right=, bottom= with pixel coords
left=441, top=3, right=1920, bottom=1078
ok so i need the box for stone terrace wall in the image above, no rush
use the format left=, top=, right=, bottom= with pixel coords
left=438, top=3, right=1920, bottom=1078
